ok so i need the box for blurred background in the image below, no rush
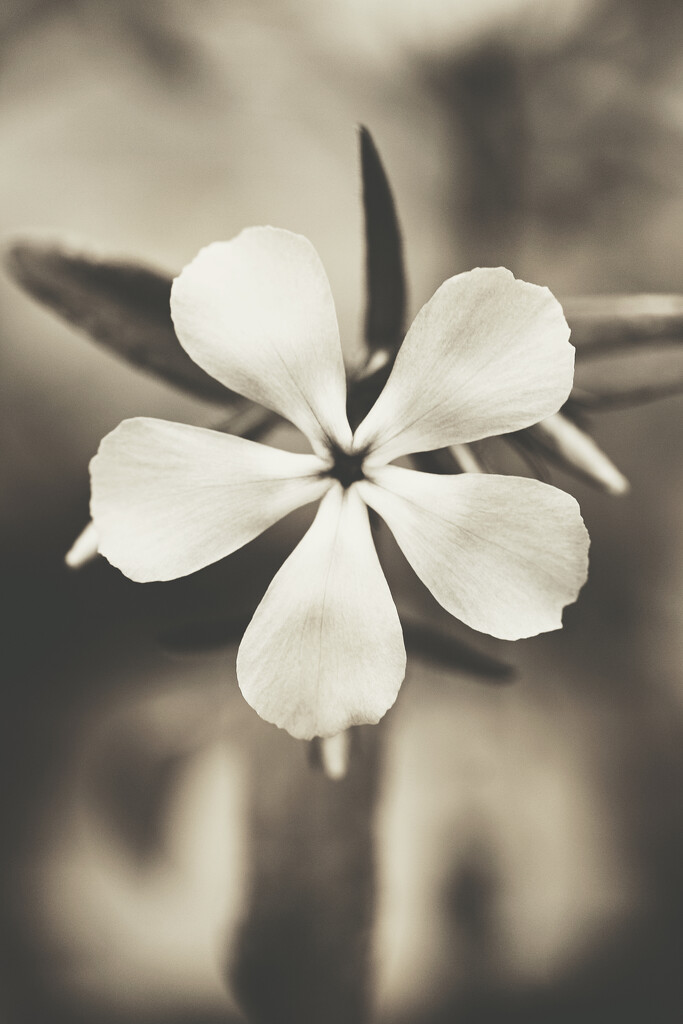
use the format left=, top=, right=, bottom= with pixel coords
left=2, top=1, right=683, bottom=1021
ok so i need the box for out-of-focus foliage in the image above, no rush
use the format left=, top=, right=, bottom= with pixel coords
left=5, top=241, right=231, bottom=402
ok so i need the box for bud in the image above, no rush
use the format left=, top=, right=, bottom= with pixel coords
left=320, top=732, right=351, bottom=781
left=65, top=520, right=99, bottom=569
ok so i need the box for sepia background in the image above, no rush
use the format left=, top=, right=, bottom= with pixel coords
left=2, top=1, right=683, bottom=1021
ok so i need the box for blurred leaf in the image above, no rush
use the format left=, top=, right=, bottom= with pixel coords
left=412, top=447, right=462, bottom=475
left=5, top=240, right=236, bottom=403
left=566, top=295, right=683, bottom=355
left=496, top=435, right=551, bottom=484
left=162, top=612, right=513, bottom=681
left=412, top=445, right=485, bottom=478
left=214, top=401, right=281, bottom=441
left=359, top=125, right=406, bottom=354
left=569, top=336, right=683, bottom=410
left=517, top=412, right=629, bottom=495
left=569, top=379, right=683, bottom=411
left=346, top=354, right=393, bottom=430
left=402, top=618, right=514, bottom=682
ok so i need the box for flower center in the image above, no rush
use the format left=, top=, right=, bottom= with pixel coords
left=327, top=443, right=367, bottom=488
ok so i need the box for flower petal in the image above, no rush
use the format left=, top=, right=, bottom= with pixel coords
left=170, top=227, right=352, bottom=454
left=237, top=484, right=406, bottom=739
left=358, top=467, right=589, bottom=641
left=90, top=417, right=331, bottom=582
left=353, top=267, right=574, bottom=465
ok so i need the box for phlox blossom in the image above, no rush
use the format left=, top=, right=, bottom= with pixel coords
left=90, top=227, right=589, bottom=739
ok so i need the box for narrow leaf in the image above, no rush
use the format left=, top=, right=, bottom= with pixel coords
left=359, top=125, right=407, bottom=354
left=566, top=294, right=683, bottom=355
left=402, top=618, right=514, bottom=681
left=499, top=436, right=552, bottom=483
left=569, top=379, right=683, bottom=411
left=411, top=445, right=486, bottom=476
left=346, top=353, right=393, bottom=430
left=5, top=240, right=236, bottom=403
left=518, top=412, right=629, bottom=495
left=411, top=447, right=462, bottom=475
left=450, top=443, right=485, bottom=474
left=162, top=611, right=513, bottom=680
left=214, top=402, right=282, bottom=441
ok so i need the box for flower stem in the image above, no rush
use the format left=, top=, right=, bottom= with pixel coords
left=230, top=725, right=382, bottom=1024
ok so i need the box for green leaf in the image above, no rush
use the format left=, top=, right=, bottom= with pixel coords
left=4, top=240, right=236, bottom=404
left=359, top=125, right=407, bottom=354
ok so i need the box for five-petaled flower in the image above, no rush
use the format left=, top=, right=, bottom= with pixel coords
left=90, top=227, right=589, bottom=739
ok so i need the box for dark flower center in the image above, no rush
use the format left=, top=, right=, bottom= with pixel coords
left=327, top=443, right=367, bottom=488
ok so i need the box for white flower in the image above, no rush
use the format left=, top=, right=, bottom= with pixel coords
left=90, top=227, right=589, bottom=739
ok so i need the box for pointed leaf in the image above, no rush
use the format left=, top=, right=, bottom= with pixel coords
left=402, top=617, right=514, bottom=681
left=518, top=412, right=629, bottom=495
left=161, top=611, right=514, bottom=681
left=214, top=402, right=282, bottom=442
left=566, top=294, right=683, bottom=355
left=569, top=380, right=683, bottom=411
left=359, top=125, right=406, bottom=354
left=411, top=447, right=462, bottom=475
left=346, top=354, right=392, bottom=431
left=5, top=240, right=235, bottom=403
